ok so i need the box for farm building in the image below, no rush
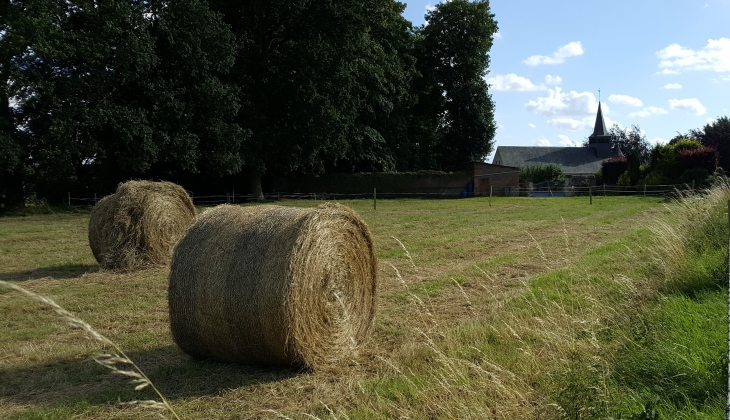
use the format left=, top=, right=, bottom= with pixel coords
left=466, top=161, right=520, bottom=195
left=492, top=102, right=621, bottom=185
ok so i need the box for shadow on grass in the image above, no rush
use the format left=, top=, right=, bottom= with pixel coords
left=0, top=344, right=301, bottom=410
left=0, top=263, right=99, bottom=282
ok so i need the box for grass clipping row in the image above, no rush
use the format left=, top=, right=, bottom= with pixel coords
left=88, top=180, right=196, bottom=271
left=168, top=203, right=378, bottom=370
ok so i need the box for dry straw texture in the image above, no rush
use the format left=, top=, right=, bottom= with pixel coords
left=168, top=203, right=378, bottom=370
left=88, top=180, right=196, bottom=271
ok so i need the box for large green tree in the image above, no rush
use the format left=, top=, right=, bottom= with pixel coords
left=416, top=0, right=498, bottom=170
left=0, top=0, right=28, bottom=208
left=10, top=0, right=158, bottom=199
left=700, top=116, right=730, bottom=171
left=207, top=0, right=422, bottom=191
left=607, top=123, right=650, bottom=165
left=143, top=0, right=246, bottom=183
left=326, top=0, right=419, bottom=173
left=9, top=0, right=243, bottom=199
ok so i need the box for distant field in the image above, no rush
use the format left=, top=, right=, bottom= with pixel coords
left=0, top=195, right=725, bottom=419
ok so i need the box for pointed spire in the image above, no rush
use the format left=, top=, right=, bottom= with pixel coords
left=589, top=102, right=610, bottom=143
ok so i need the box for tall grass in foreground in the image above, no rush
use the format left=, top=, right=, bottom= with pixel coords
left=612, top=180, right=730, bottom=418
left=332, top=183, right=730, bottom=419
left=0, top=280, right=180, bottom=420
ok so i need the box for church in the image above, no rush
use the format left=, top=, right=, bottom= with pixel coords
left=492, top=102, right=622, bottom=184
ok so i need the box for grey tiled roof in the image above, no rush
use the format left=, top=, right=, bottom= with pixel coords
left=492, top=146, right=609, bottom=175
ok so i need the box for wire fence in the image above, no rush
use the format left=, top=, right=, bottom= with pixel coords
left=64, top=182, right=701, bottom=208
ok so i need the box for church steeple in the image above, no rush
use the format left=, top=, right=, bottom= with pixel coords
left=588, top=102, right=611, bottom=144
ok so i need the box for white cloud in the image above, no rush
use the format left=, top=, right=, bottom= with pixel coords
left=669, top=98, right=707, bottom=115
left=662, top=83, right=683, bottom=89
left=486, top=73, right=542, bottom=91
left=548, top=115, right=621, bottom=132
left=535, top=136, right=551, bottom=147
left=628, top=106, right=669, bottom=118
left=706, top=117, right=717, bottom=125
left=656, top=38, right=730, bottom=73
left=524, top=41, right=584, bottom=66
left=651, top=137, right=667, bottom=145
left=486, top=73, right=563, bottom=91
left=608, top=94, right=643, bottom=107
left=548, top=117, right=588, bottom=131
left=529, top=123, right=536, bottom=128
left=558, top=134, right=578, bottom=147
left=494, top=31, right=502, bottom=39
left=544, top=74, right=562, bottom=85
left=525, top=87, right=606, bottom=117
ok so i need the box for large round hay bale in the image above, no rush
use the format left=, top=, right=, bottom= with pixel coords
left=88, top=180, right=196, bottom=271
left=168, top=203, right=378, bottom=369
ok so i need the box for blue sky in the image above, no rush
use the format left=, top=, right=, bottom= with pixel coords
left=401, top=0, right=730, bottom=161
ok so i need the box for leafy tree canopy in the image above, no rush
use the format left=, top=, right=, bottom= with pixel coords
left=699, top=116, right=730, bottom=171
left=8, top=0, right=243, bottom=198
left=417, top=0, right=498, bottom=170
left=208, top=0, right=418, bottom=180
left=607, top=124, right=650, bottom=165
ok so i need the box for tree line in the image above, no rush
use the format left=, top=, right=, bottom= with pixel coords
left=599, top=117, right=730, bottom=186
left=0, top=0, right=498, bottom=208
left=521, top=117, right=730, bottom=187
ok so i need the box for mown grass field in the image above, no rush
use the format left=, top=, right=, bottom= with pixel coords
left=0, top=194, right=726, bottom=419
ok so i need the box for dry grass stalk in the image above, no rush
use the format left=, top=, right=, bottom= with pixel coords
left=168, top=203, right=378, bottom=370
left=0, top=280, right=180, bottom=420
left=650, top=178, right=730, bottom=276
left=392, top=236, right=417, bottom=272
left=88, top=180, right=196, bottom=271
left=367, top=239, right=535, bottom=418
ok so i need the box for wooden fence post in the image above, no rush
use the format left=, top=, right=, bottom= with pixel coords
left=68, top=192, right=71, bottom=207
left=373, top=188, right=377, bottom=211
left=489, top=185, right=492, bottom=207
left=589, top=187, right=593, bottom=205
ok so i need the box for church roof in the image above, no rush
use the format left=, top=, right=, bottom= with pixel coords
left=492, top=146, right=608, bottom=175
left=589, top=102, right=610, bottom=140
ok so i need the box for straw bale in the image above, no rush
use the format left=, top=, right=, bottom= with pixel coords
left=168, top=203, right=378, bottom=369
left=88, top=180, right=196, bottom=271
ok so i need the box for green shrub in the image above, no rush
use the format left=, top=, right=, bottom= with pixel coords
left=519, top=164, right=565, bottom=183
left=601, top=157, right=627, bottom=184
left=643, top=139, right=704, bottom=183
left=617, top=171, right=631, bottom=186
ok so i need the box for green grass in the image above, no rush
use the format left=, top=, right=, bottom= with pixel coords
left=0, top=193, right=726, bottom=419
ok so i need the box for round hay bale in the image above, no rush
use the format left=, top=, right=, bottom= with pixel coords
left=168, top=203, right=378, bottom=369
left=88, top=180, right=196, bottom=271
